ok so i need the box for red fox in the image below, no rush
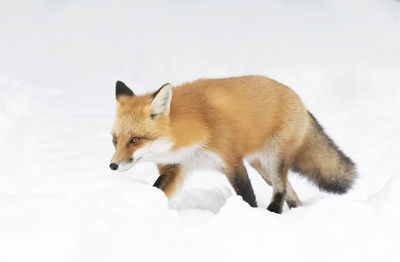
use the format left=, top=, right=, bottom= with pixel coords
left=110, top=76, right=356, bottom=213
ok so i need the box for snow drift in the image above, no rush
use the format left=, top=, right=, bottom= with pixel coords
left=1, top=0, right=400, bottom=261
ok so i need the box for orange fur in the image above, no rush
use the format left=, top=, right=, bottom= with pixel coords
left=167, top=76, right=309, bottom=164
left=112, top=75, right=309, bottom=166
left=110, top=75, right=356, bottom=212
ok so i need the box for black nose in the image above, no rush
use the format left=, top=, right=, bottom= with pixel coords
left=109, top=163, right=118, bottom=170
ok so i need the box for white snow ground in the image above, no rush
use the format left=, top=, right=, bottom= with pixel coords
left=1, top=0, right=400, bottom=261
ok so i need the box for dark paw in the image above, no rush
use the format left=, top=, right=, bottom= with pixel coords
left=286, top=200, right=298, bottom=209
left=267, top=202, right=282, bottom=214
left=246, top=198, right=258, bottom=208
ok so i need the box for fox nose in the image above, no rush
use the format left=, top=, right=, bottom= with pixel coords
left=109, top=163, right=118, bottom=170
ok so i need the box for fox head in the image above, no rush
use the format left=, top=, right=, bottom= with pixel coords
left=109, top=81, right=173, bottom=171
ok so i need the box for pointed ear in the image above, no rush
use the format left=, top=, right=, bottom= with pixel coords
left=150, top=83, right=172, bottom=118
left=115, top=81, right=134, bottom=100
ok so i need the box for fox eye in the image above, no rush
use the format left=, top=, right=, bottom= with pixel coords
left=130, top=137, right=140, bottom=144
left=112, top=136, right=117, bottom=144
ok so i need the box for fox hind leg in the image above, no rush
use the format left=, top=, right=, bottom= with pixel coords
left=266, top=158, right=290, bottom=214
left=250, top=159, right=302, bottom=209
left=253, top=138, right=294, bottom=214
left=224, top=161, right=258, bottom=208
left=285, top=182, right=301, bottom=208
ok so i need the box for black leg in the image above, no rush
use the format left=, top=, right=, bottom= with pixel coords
left=286, top=199, right=298, bottom=209
left=153, top=164, right=180, bottom=197
left=153, top=174, right=169, bottom=189
left=266, top=158, right=288, bottom=214
left=226, top=162, right=257, bottom=208
left=267, top=191, right=286, bottom=213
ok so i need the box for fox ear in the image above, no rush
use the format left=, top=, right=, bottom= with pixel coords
left=116, top=81, right=134, bottom=100
left=150, top=83, right=172, bottom=118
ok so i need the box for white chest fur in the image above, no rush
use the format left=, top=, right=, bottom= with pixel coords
left=133, top=138, right=225, bottom=170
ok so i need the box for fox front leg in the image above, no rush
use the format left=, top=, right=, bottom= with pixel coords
left=153, top=164, right=182, bottom=198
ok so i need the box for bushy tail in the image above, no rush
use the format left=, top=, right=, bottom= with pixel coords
left=291, top=112, right=356, bottom=194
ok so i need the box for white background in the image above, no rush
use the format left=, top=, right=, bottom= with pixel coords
left=1, top=0, right=400, bottom=261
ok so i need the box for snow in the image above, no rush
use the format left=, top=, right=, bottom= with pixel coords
left=1, top=0, right=400, bottom=261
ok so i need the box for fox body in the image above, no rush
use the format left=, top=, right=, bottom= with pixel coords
left=110, top=75, right=356, bottom=213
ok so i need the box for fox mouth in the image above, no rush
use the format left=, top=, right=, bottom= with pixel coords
left=110, top=157, right=142, bottom=172
left=116, top=162, right=133, bottom=172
